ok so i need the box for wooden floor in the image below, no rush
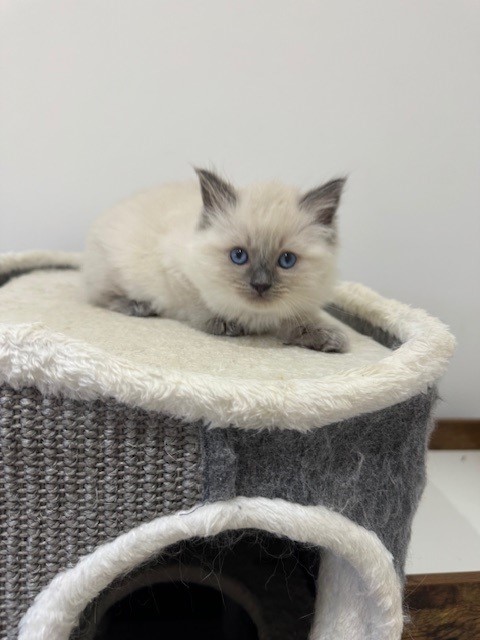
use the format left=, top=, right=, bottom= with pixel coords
left=404, top=423, right=479, bottom=638
left=402, top=572, right=480, bottom=639
left=430, top=419, right=480, bottom=450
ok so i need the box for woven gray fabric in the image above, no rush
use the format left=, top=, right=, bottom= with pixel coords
left=0, top=385, right=204, bottom=640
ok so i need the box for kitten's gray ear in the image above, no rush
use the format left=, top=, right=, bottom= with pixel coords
left=299, top=177, right=346, bottom=225
left=195, top=168, right=237, bottom=225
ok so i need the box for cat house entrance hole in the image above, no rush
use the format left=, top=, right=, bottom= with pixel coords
left=93, top=579, right=259, bottom=640
left=73, top=532, right=319, bottom=640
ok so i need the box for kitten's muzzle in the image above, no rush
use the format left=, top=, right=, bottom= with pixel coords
left=249, top=264, right=273, bottom=297
left=250, top=281, right=272, bottom=295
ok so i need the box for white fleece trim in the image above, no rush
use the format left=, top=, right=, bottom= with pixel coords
left=0, top=251, right=455, bottom=430
left=18, top=497, right=403, bottom=640
left=312, top=551, right=397, bottom=640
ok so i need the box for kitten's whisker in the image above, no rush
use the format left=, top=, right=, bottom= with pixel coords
left=278, top=297, right=305, bottom=327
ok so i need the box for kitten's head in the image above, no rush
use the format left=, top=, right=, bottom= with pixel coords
left=188, top=168, right=346, bottom=329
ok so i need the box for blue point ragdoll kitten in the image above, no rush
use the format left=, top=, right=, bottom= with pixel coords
left=83, top=169, right=349, bottom=352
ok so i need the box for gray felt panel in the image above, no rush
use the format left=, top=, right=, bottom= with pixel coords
left=203, top=390, right=437, bottom=573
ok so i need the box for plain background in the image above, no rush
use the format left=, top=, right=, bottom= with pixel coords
left=1, top=0, right=479, bottom=418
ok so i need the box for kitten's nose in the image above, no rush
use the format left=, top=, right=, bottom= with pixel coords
left=251, top=282, right=272, bottom=295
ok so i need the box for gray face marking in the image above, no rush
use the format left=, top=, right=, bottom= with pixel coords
left=246, top=256, right=276, bottom=297
left=249, top=264, right=273, bottom=295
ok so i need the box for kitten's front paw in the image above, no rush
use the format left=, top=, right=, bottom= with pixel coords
left=204, top=317, right=246, bottom=337
left=108, top=296, right=157, bottom=317
left=285, top=324, right=349, bottom=353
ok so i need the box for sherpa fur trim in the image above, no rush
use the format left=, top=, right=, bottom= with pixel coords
left=0, top=251, right=454, bottom=430
left=18, top=497, right=403, bottom=640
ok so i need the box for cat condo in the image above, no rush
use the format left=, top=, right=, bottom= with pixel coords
left=0, top=251, right=454, bottom=640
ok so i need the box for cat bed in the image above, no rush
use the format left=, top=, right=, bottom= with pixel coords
left=0, top=251, right=455, bottom=640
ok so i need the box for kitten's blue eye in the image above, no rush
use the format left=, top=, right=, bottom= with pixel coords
left=278, top=252, right=297, bottom=269
left=230, top=248, right=249, bottom=265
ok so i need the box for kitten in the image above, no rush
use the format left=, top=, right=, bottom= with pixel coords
left=83, top=168, right=349, bottom=352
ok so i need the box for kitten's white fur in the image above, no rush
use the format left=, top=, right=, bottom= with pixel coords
left=83, top=171, right=348, bottom=351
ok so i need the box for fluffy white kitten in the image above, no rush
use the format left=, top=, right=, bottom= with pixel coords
left=83, top=169, right=349, bottom=352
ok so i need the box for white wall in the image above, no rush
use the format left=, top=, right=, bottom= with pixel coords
left=1, top=0, right=478, bottom=417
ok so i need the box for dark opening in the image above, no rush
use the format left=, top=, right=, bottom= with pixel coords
left=94, top=581, right=259, bottom=640
left=74, top=532, right=318, bottom=640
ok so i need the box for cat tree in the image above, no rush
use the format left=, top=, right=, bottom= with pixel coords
left=0, top=251, right=454, bottom=640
